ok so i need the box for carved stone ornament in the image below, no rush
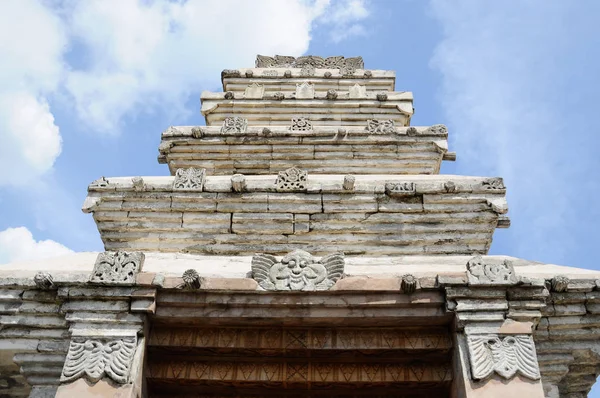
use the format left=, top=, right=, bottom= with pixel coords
left=245, top=70, right=254, bottom=78
left=256, top=55, right=364, bottom=69
left=376, top=92, right=388, bottom=101
left=276, top=167, right=308, bottom=191
left=191, top=127, right=203, bottom=138
left=182, top=269, right=201, bottom=290
left=467, top=334, right=541, bottom=381
left=262, top=70, right=278, bottom=77
left=551, top=275, right=569, bottom=292
left=385, top=182, right=416, bottom=196
left=173, top=167, right=206, bottom=191
left=466, top=255, right=518, bottom=285
left=132, top=176, right=144, bottom=192
left=401, top=274, right=417, bottom=294
left=61, top=337, right=137, bottom=384
left=295, top=82, right=315, bottom=99
left=34, top=272, right=54, bottom=290
left=90, top=251, right=144, bottom=285
left=224, top=91, right=234, bottom=100
left=273, top=92, right=285, bottom=101
left=221, top=69, right=241, bottom=79
left=481, top=177, right=505, bottom=190
left=89, top=176, right=109, bottom=189
left=300, top=63, right=315, bottom=77
left=425, top=124, right=448, bottom=135
left=366, top=119, right=396, bottom=134
left=290, top=117, right=312, bottom=131
left=284, top=70, right=292, bottom=78
left=244, top=83, right=264, bottom=99
left=326, top=89, right=338, bottom=100
left=221, top=116, right=248, bottom=134
left=251, top=250, right=344, bottom=291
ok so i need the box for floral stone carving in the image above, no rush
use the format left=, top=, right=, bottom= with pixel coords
left=61, top=337, right=137, bottom=384
left=466, top=255, right=518, bottom=285
left=276, top=167, right=308, bottom=191
left=290, top=117, right=312, bottom=131
left=467, top=334, right=540, bottom=381
left=221, top=116, right=248, bottom=134
left=366, top=119, right=396, bottom=134
left=252, top=250, right=344, bottom=291
left=90, top=251, right=144, bottom=285
left=173, top=167, right=206, bottom=191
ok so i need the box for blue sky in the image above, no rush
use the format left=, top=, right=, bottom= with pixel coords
left=0, top=0, right=599, bottom=392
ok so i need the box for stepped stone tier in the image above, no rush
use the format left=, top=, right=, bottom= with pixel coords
left=0, top=55, right=599, bottom=398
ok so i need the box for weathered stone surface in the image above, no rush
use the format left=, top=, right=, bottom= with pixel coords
left=61, top=337, right=137, bottom=384
left=466, top=255, right=518, bottom=285
left=251, top=250, right=344, bottom=291
left=467, top=334, right=540, bottom=381
left=90, top=251, right=144, bottom=285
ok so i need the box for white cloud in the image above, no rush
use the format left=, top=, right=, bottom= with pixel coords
left=429, top=1, right=595, bottom=263
left=0, top=0, right=370, bottom=185
left=63, top=0, right=361, bottom=132
left=317, top=0, right=369, bottom=42
left=0, top=227, right=73, bottom=264
left=0, top=0, right=66, bottom=186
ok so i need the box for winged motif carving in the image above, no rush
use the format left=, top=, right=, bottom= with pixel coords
left=61, top=337, right=137, bottom=384
left=251, top=250, right=344, bottom=291
left=467, top=334, right=540, bottom=381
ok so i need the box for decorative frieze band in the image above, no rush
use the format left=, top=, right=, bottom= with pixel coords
left=148, top=359, right=451, bottom=384
left=256, top=55, right=364, bottom=69
left=221, top=116, right=247, bottom=134
left=467, top=334, right=540, bottom=381
left=61, top=336, right=137, bottom=384
left=252, top=250, right=344, bottom=291
left=149, top=327, right=451, bottom=350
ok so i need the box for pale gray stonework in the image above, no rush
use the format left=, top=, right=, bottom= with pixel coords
left=90, top=251, right=144, bottom=285
left=251, top=250, right=344, bottom=291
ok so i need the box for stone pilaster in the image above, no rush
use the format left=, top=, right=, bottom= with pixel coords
left=442, top=255, right=547, bottom=397
left=54, top=251, right=153, bottom=398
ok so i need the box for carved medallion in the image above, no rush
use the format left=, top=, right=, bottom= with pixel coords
left=467, top=334, right=540, bottom=380
left=61, top=337, right=137, bottom=384
left=466, top=255, right=518, bottom=285
left=173, top=167, right=206, bottom=191
left=366, top=119, right=396, bottom=134
left=251, top=250, right=344, bottom=291
left=276, top=167, right=308, bottom=191
left=90, top=251, right=144, bottom=285
left=221, top=116, right=248, bottom=134
left=290, top=117, right=312, bottom=131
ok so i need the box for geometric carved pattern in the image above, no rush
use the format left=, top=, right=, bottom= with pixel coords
left=251, top=250, right=344, bottom=291
left=385, top=182, right=416, bottom=196
left=467, top=334, right=540, bottom=381
left=148, top=360, right=452, bottom=383
left=61, top=337, right=137, bottom=384
left=466, top=255, right=518, bottom=285
left=149, top=327, right=452, bottom=351
left=89, top=251, right=144, bottom=285
left=275, top=167, right=308, bottom=192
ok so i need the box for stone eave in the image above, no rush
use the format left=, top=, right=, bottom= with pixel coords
left=201, top=90, right=412, bottom=102
left=221, top=68, right=396, bottom=93
left=157, top=125, right=454, bottom=175
left=160, top=124, right=448, bottom=140
left=1, top=253, right=598, bottom=291
left=84, top=174, right=507, bottom=200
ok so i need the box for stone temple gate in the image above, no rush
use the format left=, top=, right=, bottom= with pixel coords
left=1, top=55, right=600, bottom=397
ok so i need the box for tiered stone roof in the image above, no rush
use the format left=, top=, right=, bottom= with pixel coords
left=1, top=55, right=600, bottom=398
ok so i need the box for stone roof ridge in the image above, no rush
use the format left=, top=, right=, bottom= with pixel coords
left=255, top=54, right=364, bottom=69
